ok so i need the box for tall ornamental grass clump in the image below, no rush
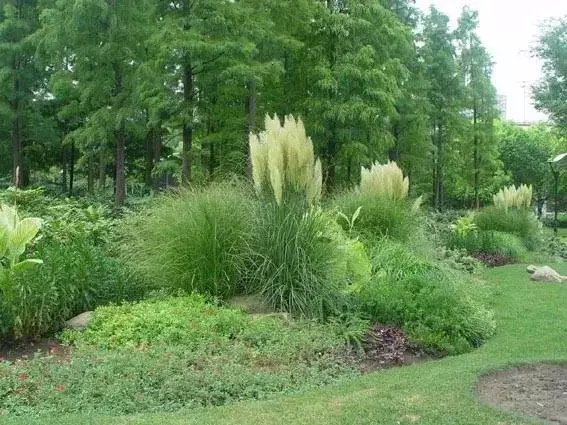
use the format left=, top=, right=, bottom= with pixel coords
left=357, top=240, right=495, bottom=355
left=248, top=114, right=357, bottom=318
left=120, top=182, right=255, bottom=298
left=473, top=184, right=540, bottom=251
left=333, top=161, right=421, bottom=242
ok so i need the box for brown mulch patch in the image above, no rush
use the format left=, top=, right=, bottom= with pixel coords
left=476, top=363, right=567, bottom=424
left=343, top=324, right=429, bottom=373
left=0, top=339, right=71, bottom=363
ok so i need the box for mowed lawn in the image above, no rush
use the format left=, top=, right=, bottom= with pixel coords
left=5, top=264, right=567, bottom=425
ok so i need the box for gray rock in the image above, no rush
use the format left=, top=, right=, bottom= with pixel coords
left=526, top=265, right=567, bottom=283
left=65, top=311, right=93, bottom=330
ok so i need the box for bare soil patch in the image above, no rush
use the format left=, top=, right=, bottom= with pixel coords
left=476, top=363, right=567, bottom=424
left=0, top=339, right=70, bottom=363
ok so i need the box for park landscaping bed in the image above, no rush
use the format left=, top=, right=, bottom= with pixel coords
left=2, top=264, right=566, bottom=425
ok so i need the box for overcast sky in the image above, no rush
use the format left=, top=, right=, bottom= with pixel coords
left=415, top=0, right=567, bottom=123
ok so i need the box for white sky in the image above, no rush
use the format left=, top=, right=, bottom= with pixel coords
left=415, top=0, right=567, bottom=123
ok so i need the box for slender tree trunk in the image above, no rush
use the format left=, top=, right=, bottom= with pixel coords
left=473, top=105, right=480, bottom=209
left=113, top=63, right=126, bottom=207
left=61, top=143, right=68, bottom=193
left=115, top=126, right=126, bottom=206
left=11, top=71, right=22, bottom=188
left=181, top=65, right=193, bottom=185
left=68, top=141, right=75, bottom=197
left=145, top=128, right=154, bottom=187
left=433, top=122, right=444, bottom=212
left=326, top=123, right=338, bottom=190
left=99, top=150, right=106, bottom=192
left=87, top=155, right=95, bottom=194
left=245, top=79, right=257, bottom=177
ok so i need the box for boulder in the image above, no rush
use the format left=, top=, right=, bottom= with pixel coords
left=64, top=311, right=93, bottom=330
left=526, top=265, right=567, bottom=283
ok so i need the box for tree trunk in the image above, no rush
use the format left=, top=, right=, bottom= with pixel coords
left=473, top=105, right=480, bottom=209
left=69, top=141, right=75, bottom=197
left=87, top=155, right=95, bottom=194
left=115, top=126, right=126, bottom=207
left=245, top=79, right=257, bottom=177
left=326, top=124, right=338, bottom=190
left=61, top=143, right=68, bottom=193
left=113, top=62, right=126, bottom=207
left=181, top=65, right=193, bottom=185
left=433, top=122, right=444, bottom=212
left=11, top=73, right=22, bottom=188
left=145, top=128, right=154, bottom=187
left=99, top=150, right=106, bottom=192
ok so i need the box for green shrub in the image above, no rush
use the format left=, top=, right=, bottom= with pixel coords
left=473, top=206, right=541, bottom=250
left=120, top=182, right=255, bottom=298
left=357, top=240, right=495, bottom=355
left=449, top=230, right=527, bottom=262
left=7, top=237, right=143, bottom=339
left=332, top=192, right=419, bottom=242
left=248, top=203, right=351, bottom=318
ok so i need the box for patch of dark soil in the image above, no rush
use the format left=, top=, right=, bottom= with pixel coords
left=342, top=324, right=429, bottom=373
left=472, top=252, right=514, bottom=267
left=0, top=339, right=70, bottom=363
left=476, top=363, right=567, bottom=424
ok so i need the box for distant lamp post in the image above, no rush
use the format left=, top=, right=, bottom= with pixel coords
left=547, top=153, right=567, bottom=234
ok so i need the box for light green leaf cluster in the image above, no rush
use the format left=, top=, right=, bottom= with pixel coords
left=451, top=214, right=478, bottom=237
left=493, top=184, right=533, bottom=213
left=358, top=161, right=409, bottom=201
left=0, top=204, right=43, bottom=270
left=250, top=114, right=322, bottom=205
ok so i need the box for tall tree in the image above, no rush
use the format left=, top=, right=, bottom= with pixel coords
left=454, top=7, right=498, bottom=208
left=41, top=0, right=153, bottom=206
left=533, top=17, right=567, bottom=129
left=421, top=6, right=462, bottom=210
left=0, top=0, right=41, bottom=187
left=303, top=0, right=412, bottom=189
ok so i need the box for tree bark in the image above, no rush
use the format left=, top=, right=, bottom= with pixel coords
left=115, top=126, right=126, bottom=206
left=181, top=65, right=193, bottom=185
left=473, top=104, right=480, bottom=209
left=87, top=155, right=95, bottom=194
left=68, top=141, right=75, bottom=197
left=145, top=128, right=154, bottom=187
left=113, top=62, right=126, bottom=207
left=11, top=69, right=22, bottom=188
left=99, top=150, right=106, bottom=192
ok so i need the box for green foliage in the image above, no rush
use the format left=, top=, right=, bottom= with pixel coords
left=333, top=192, right=419, bottom=242
left=7, top=237, right=143, bottom=339
left=120, top=183, right=254, bottom=298
left=0, top=204, right=43, bottom=338
left=449, top=230, right=527, bottom=262
left=0, top=295, right=368, bottom=416
left=437, top=247, right=483, bottom=275
left=357, top=241, right=495, bottom=355
left=450, top=214, right=478, bottom=237
left=248, top=203, right=350, bottom=318
left=473, top=206, right=541, bottom=250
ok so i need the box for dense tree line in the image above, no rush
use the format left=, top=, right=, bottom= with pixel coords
left=0, top=0, right=539, bottom=208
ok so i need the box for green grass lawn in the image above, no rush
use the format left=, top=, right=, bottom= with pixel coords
left=5, top=264, right=567, bottom=425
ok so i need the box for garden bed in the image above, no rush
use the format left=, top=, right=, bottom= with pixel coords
left=476, top=363, right=567, bottom=425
